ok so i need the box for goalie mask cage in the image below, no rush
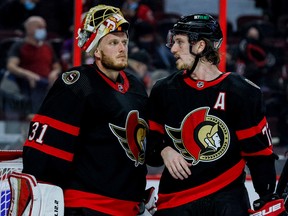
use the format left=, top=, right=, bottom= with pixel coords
left=0, top=150, right=23, bottom=216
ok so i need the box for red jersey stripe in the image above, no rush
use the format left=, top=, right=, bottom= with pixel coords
left=24, top=140, right=74, bottom=161
left=32, top=114, right=80, bottom=136
left=64, top=189, right=139, bottom=216
left=149, top=120, right=165, bottom=134
left=157, top=159, right=246, bottom=210
left=236, top=117, right=267, bottom=140
left=241, top=145, right=273, bottom=157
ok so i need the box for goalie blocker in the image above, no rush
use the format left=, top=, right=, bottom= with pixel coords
left=8, top=172, right=64, bottom=216
left=249, top=193, right=287, bottom=216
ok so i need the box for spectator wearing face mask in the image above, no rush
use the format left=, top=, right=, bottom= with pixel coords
left=6, top=16, right=62, bottom=116
left=0, top=0, right=41, bottom=34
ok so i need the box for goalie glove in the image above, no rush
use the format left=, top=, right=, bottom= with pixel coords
left=138, top=187, right=157, bottom=216
left=248, top=193, right=287, bottom=216
left=8, top=172, right=64, bottom=216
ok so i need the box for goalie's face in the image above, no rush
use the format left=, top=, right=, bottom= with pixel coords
left=95, top=32, right=129, bottom=71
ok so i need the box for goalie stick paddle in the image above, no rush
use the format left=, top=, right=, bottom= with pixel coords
left=276, top=158, right=288, bottom=210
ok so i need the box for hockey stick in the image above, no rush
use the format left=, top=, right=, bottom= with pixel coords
left=276, top=157, right=288, bottom=210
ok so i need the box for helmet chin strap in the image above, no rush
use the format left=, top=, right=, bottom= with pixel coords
left=187, top=45, right=200, bottom=76
left=186, top=42, right=213, bottom=76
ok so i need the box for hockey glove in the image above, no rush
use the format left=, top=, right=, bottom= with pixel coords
left=248, top=193, right=287, bottom=216
left=138, top=187, right=157, bottom=216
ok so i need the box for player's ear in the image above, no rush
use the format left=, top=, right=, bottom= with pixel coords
left=197, top=40, right=206, bottom=53
left=94, top=48, right=100, bottom=58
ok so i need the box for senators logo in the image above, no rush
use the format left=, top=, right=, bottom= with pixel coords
left=109, top=110, right=148, bottom=167
left=62, top=70, right=80, bottom=85
left=165, top=107, right=230, bottom=165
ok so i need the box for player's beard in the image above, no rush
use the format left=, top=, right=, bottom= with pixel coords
left=176, top=61, right=192, bottom=71
left=101, top=51, right=128, bottom=71
left=176, top=56, right=194, bottom=71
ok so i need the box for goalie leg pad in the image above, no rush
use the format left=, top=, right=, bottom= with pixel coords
left=38, top=183, right=64, bottom=216
left=8, top=172, right=64, bottom=216
left=8, top=172, right=41, bottom=216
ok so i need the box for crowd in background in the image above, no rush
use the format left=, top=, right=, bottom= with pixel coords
left=0, top=0, right=288, bottom=146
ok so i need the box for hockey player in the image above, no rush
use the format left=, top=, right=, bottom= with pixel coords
left=18, top=4, right=155, bottom=216
left=146, top=14, right=287, bottom=216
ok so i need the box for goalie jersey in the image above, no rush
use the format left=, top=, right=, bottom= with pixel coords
left=146, top=71, right=277, bottom=210
left=22, top=63, right=148, bottom=215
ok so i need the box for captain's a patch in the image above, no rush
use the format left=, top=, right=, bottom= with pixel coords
left=62, top=70, right=80, bottom=85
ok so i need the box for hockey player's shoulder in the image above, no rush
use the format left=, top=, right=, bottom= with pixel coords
left=60, top=65, right=94, bottom=97
left=243, top=78, right=261, bottom=89
left=229, top=72, right=261, bottom=90
left=153, top=71, right=179, bottom=88
left=61, top=65, right=91, bottom=85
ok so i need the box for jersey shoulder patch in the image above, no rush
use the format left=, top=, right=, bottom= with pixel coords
left=62, top=70, right=80, bottom=85
left=61, top=65, right=97, bottom=97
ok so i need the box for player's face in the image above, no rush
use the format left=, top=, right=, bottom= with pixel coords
left=212, top=133, right=221, bottom=148
left=170, top=34, right=195, bottom=71
left=97, top=32, right=129, bottom=71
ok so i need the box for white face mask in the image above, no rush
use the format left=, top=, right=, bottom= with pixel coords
left=34, top=29, right=47, bottom=41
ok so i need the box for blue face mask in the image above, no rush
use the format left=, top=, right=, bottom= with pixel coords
left=24, top=0, right=36, bottom=11
left=34, top=29, right=47, bottom=41
left=129, top=2, right=138, bottom=10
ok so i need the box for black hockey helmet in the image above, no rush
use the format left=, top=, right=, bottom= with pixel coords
left=166, top=13, right=223, bottom=50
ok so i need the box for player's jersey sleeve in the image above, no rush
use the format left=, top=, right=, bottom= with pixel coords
left=22, top=67, right=87, bottom=187
left=235, top=84, right=273, bottom=155
left=232, top=77, right=277, bottom=197
left=146, top=79, right=167, bottom=167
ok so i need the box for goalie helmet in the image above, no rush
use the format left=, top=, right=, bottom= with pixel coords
left=77, top=4, right=129, bottom=55
left=166, top=13, right=223, bottom=50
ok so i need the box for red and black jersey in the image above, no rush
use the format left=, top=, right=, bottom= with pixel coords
left=147, top=71, right=277, bottom=210
left=22, top=63, right=149, bottom=215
